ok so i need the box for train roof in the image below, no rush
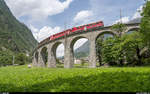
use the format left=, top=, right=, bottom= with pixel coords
left=51, top=21, right=103, bottom=36
left=74, top=21, right=103, bottom=28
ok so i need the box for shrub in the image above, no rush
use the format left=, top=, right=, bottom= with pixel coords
left=0, top=50, right=13, bottom=66
left=15, top=53, right=28, bottom=65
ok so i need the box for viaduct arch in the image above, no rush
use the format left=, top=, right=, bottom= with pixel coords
left=32, top=23, right=140, bottom=68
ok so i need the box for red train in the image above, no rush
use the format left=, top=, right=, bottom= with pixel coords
left=50, top=21, right=104, bottom=40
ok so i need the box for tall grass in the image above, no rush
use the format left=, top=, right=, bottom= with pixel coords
left=0, top=65, right=150, bottom=92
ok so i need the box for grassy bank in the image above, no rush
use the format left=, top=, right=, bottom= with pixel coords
left=0, top=65, right=150, bottom=92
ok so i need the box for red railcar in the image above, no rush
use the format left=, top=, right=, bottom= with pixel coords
left=50, top=21, right=104, bottom=40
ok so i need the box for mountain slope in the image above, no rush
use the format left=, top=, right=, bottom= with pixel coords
left=0, top=0, right=37, bottom=53
left=128, top=18, right=141, bottom=24
left=74, top=41, right=89, bottom=58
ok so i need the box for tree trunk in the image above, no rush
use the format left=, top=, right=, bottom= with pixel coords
left=98, top=55, right=102, bottom=66
left=136, top=46, right=142, bottom=65
left=119, top=59, right=124, bottom=66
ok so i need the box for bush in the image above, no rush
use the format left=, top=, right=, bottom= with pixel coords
left=142, top=58, right=150, bottom=66
left=56, top=59, right=61, bottom=65
left=0, top=50, right=31, bottom=67
left=81, top=59, right=87, bottom=66
left=15, top=53, right=28, bottom=65
left=0, top=50, right=13, bottom=66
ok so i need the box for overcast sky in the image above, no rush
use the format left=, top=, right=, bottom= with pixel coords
left=5, top=0, right=144, bottom=57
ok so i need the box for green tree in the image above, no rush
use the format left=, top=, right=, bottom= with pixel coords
left=101, top=37, right=118, bottom=66
left=140, top=1, right=150, bottom=47
left=81, top=59, right=86, bottom=66
left=111, top=23, right=127, bottom=37
left=56, top=58, right=62, bottom=65
left=15, top=53, right=28, bottom=65
left=101, top=32, right=144, bottom=66
left=110, top=23, right=127, bottom=65
left=0, top=50, right=13, bottom=66
left=120, top=32, right=143, bottom=65
left=96, top=35, right=104, bottom=66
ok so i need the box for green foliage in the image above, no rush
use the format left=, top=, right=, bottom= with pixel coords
left=100, top=32, right=144, bottom=66
left=121, top=32, right=143, bottom=65
left=96, top=35, right=104, bottom=66
left=101, top=37, right=118, bottom=65
left=95, top=21, right=150, bottom=66
left=0, top=50, right=30, bottom=67
left=80, top=59, right=87, bottom=66
left=140, top=1, right=150, bottom=47
left=15, top=53, right=29, bottom=65
left=0, top=50, right=14, bottom=66
left=56, top=59, right=62, bottom=64
left=0, top=0, right=37, bottom=66
left=1, top=66, right=150, bottom=92
left=111, top=23, right=127, bottom=37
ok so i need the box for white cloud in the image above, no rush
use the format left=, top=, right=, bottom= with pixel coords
left=113, top=5, right=143, bottom=25
left=5, top=0, right=73, bottom=21
left=74, top=39, right=88, bottom=50
left=56, top=44, right=64, bottom=57
left=30, top=25, right=64, bottom=57
left=113, top=17, right=130, bottom=24
left=73, top=10, right=93, bottom=25
left=30, top=25, right=39, bottom=40
left=30, top=25, right=61, bottom=42
left=132, top=5, right=143, bottom=19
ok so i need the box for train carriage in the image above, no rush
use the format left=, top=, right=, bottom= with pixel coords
left=50, top=21, right=104, bottom=41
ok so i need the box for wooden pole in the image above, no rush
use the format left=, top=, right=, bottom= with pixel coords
left=12, top=56, right=15, bottom=65
left=120, top=8, right=122, bottom=24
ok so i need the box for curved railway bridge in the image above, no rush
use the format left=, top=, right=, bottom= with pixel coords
left=32, top=23, right=140, bottom=68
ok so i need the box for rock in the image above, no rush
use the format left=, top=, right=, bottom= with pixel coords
left=28, top=64, right=32, bottom=68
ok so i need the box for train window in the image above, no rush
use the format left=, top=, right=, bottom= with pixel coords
left=96, top=22, right=99, bottom=24
left=92, top=23, right=95, bottom=25
left=89, top=24, right=92, bottom=26
left=80, top=26, right=84, bottom=28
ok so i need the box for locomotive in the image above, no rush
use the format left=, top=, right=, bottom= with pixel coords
left=50, top=21, right=104, bottom=40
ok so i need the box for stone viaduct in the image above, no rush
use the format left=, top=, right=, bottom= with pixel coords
left=32, top=23, right=140, bottom=68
